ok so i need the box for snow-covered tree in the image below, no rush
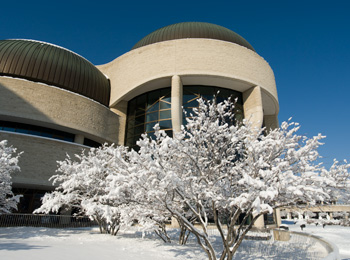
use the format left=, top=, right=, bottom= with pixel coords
left=131, top=98, right=350, bottom=260
left=0, top=140, right=21, bottom=214
left=35, top=144, right=170, bottom=236
left=322, top=159, right=350, bottom=204
left=35, top=144, right=132, bottom=234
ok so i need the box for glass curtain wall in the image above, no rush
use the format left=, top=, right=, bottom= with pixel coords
left=125, top=86, right=243, bottom=149
left=125, top=88, right=172, bottom=149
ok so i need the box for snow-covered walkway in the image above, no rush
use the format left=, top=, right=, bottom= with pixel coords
left=287, top=221, right=350, bottom=259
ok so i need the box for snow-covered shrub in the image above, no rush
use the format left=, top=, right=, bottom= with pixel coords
left=35, top=144, right=170, bottom=236
left=36, top=145, right=132, bottom=234
left=0, top=140, right=21, bottom=214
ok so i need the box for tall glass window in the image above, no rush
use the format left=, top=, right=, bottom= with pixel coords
left=125, top=88, right=172, bottom=149
left=125, top=86, right=243, bottom=149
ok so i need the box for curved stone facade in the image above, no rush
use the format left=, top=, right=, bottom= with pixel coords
left=0, top=77, right=119, bottom=144
left=99, top=39, right=277, bottom=108
left=98, top=37, right=279, bottom=143
left=0, top=131, right=88, bottom=189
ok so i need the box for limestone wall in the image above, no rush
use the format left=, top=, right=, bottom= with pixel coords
left=98, top=38, right=279, bottom=117
left=0, top=131, right=86, bottom=189
left=0, top=77, right=119, bottom=144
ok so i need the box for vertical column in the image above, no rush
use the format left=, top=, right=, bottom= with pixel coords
left=275, top=208, right=282, bottom=227
left=253, top=214, right=265, bottom=228
left=110, top=100, right=128, bottom=145
left=243, top=86, right=264, bottom=129
left=171, top=75, right=183, bottom=133
left=74, top=134, right=84, bottom=144
left=244, top=86, right=278, bottom=229
left=170, top=75, right=182, bottom=230
left=264, top=114, right=279, bottom=132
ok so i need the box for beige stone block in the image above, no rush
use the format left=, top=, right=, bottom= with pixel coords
left=243, top=86, right=264, bottom=129
left=110, top=101, right=128, bottom=145
left=273, top=229, right=291, bottom=241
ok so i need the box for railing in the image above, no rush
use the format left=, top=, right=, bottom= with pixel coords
left=185, top=227, right=338, bottom=259
left=0, top=214, right=97, bottom=228
left=273, top=229, right=340, bottom=260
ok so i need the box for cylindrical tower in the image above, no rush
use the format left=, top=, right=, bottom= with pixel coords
left=98, top=22, right=279, bottom=148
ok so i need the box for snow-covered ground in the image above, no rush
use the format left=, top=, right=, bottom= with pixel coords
left=286, top=220, right=350, bottom=260
left=1, top=227, right=205, bottom=260
left=0, top=224, right=349, bottom=260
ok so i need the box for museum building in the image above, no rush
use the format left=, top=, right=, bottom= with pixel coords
left=0, top=22, right=279, bottom=214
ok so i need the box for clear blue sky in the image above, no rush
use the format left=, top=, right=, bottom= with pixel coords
left=1, top=0, right=349, bottom=166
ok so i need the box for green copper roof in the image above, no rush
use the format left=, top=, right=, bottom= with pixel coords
left=132, top=22, right=255, bottom=52
left=0, top=39, right=110, bottom=106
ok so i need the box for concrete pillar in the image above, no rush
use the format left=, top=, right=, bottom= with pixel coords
left=263, top=114, right=279, bottom=132
left=253, top=214, right=265, bottom=228
left=110, top=100, right=128, bottom=145
left=244, top=86, right=264, bottom=229
left=275, top=208, right=282, bottom=227
left=298, top=212, right=303, bottom=220
left=171, top=217, right=180, bottom=228
left=243, top=86, right=264, bottom=129
left=74, top=134, right=84, bottom=144
left=171, top=75, right=183, bottom=133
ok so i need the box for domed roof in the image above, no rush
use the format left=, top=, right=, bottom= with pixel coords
left=132, top=22, right=255, bottom=51
left=0, top=39, right=110, bottom=106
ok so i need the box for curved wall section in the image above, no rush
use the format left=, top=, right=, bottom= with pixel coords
left=0, top=77, right=119, bottom=143
left=0, top=131, right=87, bottom=189
left=0, top=40, right=110, bottom=106
left=98, top=38, right=278, bottom=115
